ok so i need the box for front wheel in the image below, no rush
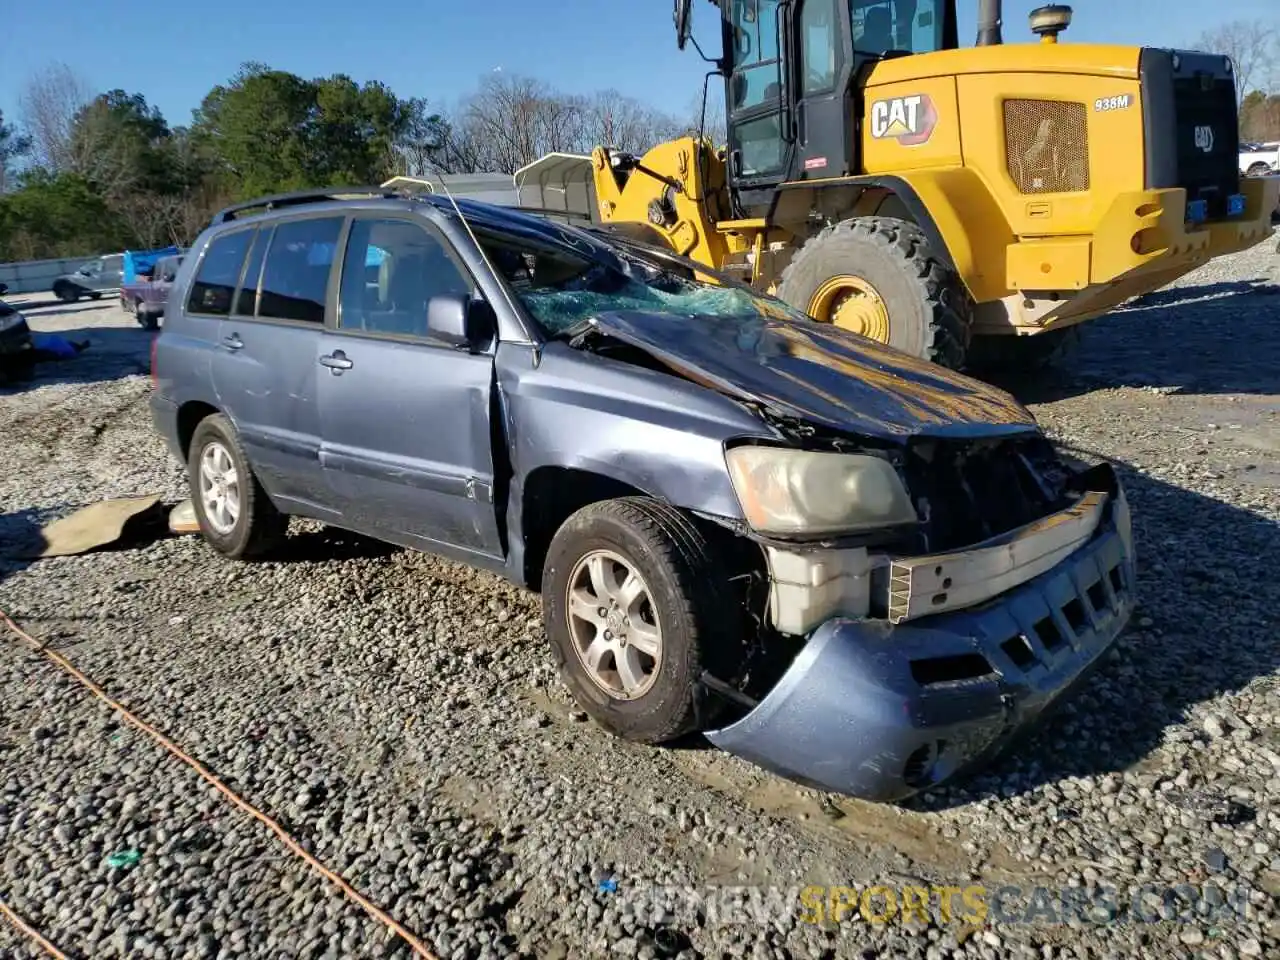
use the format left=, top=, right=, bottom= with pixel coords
left=776, top=216, right=973, bottom=370
left=1246, top=162, right=1273, bottom=177
left=541, top=497, right=745, bottom=744
left=187, top=413, right=288, bottom=560
left=53, top=282, right=80, bottom=303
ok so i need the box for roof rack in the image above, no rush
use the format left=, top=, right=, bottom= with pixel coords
left=209, top=186, right=406, bottom=225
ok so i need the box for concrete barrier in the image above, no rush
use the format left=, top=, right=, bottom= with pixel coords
left=0, top=254, right=104, bottom=295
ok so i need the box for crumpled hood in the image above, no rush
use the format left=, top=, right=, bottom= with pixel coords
left=579, top=310, right=1039, bottom=442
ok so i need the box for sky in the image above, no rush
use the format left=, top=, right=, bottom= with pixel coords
left=1, top=0, right=1276, bottom=134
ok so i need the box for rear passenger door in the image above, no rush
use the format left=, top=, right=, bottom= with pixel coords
left=199, top=215, right=343, bottom=516
left=316, top=213, right=503, bottom=558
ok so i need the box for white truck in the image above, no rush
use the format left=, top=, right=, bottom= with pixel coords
left=1240, top=141, right=1280, bottom=176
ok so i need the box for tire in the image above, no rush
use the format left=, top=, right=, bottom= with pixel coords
left=541, top=497, right=745, bottom=744
left=776, top=216, right=972, bottom=369
left=88, top=291, right=102, bottom=300
left=138, top=310, right=160, bottom=331
left=1246, top=162, right=1272, bottom=177
left=186, top=413, right=288, bottom=560
left=53, top=282, right=79, bottom=303
left=966, top=326, right=1083, bottom=375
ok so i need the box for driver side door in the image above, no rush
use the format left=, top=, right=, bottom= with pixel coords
left=316, top=213, right=503, bottom=559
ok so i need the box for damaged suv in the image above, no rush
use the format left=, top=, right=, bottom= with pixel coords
left=150, top=188, right=1135, bottom=802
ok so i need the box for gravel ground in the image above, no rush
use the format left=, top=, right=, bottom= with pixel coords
left=2, top=240, right=1279, bottom=960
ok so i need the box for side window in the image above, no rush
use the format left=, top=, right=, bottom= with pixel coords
left=234, top=227, right=268, bottom=316
left=187, top=230, right=253, bottom=317
left=257, top=217, right=344, bottom=324
left=801, top=0, right=837, bottom=95
left=730, top=0, right=782, bottom=112
left=337, top=218, right=472, bottom=338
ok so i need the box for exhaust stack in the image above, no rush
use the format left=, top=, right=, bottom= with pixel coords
left=976, top=0, right=1003, bottom=45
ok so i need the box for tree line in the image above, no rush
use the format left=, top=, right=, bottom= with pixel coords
left=2, top=18, right=1275, bottom=264
left=1194, top=19, right=1280, bottom=140
left=0, top=62, right=718, bottom=262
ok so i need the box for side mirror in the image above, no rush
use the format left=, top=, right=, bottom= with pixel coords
left=674, top=0, right=692, bottom=50
left=426, top=292, right=496, bottom=350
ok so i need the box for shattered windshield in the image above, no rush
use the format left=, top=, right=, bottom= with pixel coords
left=474, top=226, right=810, bottom=337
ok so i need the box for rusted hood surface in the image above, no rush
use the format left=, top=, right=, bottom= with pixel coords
left=581, top=311, right=1040, bottom=442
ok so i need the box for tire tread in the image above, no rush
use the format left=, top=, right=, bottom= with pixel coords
left=777, top=215, right=972, bottom=369
left=542, top=496, right=742, bottom=744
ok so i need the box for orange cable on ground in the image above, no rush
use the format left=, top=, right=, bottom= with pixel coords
left=0, top=898, right=69, bottom=959
left=0, top=608, right=438, bottom=960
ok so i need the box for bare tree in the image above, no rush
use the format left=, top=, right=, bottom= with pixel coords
left=19, top=63, right=92, bottom=172
left=67, top=101, right=147, bottom=199
left=681, top=89, right=728, bottom=147
left=1194, top=20, right=1278, bottom=106
left=573, top=91, right=686, bottom=155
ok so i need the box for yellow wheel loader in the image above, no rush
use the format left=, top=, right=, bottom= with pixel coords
left=517, top=0, right=1279, bottom=373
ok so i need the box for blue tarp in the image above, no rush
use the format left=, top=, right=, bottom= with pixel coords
left=123, top=246, right=181, bottom=284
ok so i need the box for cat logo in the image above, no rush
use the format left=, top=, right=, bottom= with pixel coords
left=869, top=94, right=938, bottom=146
left=1194, top=125, right=1215, bottom=153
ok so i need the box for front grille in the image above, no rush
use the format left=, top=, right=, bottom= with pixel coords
left=901, top=435, right=1073, bottom=554
left=1004, top=99, right=1090, bottom=194
left=1172, top=75, right=1239, bottom=216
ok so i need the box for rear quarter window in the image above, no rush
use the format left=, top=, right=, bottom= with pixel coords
left=187, top=230, right=254, bottom=316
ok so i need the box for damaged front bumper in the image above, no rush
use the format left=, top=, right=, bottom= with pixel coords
left=705, top=475, right=1136, bottom=803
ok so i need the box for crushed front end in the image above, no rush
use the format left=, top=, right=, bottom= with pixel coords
left=706, top=435, right=1136, bottom=803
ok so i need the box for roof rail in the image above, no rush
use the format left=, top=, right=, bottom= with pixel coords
left=209, top=186, right=405, bottom=225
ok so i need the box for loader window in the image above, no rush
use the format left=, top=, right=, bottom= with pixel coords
left=801, top=0, right=838, bottom=94
left=850, top=0, right=945, bottom=56
left=729, top=0, right=782, bottom=111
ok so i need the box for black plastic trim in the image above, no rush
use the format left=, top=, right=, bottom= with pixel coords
left=1139, top=48, right=1177, bottom=191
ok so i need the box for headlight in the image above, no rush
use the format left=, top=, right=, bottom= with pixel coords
left=725, top=447, right=917, bottom=535
left=0, top=312, right=24, bottom=333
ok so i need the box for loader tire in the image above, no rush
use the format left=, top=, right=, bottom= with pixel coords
left=776, top=216, right=972, bottom=370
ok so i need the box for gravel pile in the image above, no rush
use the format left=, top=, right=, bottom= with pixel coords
left=2, top=240, right=1279, bottom=960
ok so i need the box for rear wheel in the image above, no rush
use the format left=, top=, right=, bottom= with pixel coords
left=187, top=413, right=288, bottom=560
left=776, top=216, right=972, bottom=370
left=1246, top=162, right=1273, bottom=177
left=541, top=497, right=745, bottom=744
left=53, top=282, right=79, bottom=303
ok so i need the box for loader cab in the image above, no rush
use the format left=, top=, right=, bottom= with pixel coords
left=710, top=0, right=958, bottom=213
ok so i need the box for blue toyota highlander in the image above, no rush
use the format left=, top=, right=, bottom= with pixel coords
left=150, top=187, right=1136, bottom=802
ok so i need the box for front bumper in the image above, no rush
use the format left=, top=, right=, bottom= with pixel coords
left=705, top=485, right=1135, bottom=803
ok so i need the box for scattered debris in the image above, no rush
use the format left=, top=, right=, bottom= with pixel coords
left=105, top=850, right=141, bottom=869
left=30, top=333, right=90, bottom=363
left=168, top=499, right=199, bottom=535
left=23, top=494, right=164, bottom=559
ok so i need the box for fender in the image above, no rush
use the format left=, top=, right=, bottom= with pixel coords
left=769, top=169, right=1017, bottom=305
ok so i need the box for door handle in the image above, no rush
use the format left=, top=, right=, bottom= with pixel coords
left=222, top=333, right=244, bottom=351
left=319, top=350, right=353, bottom=372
